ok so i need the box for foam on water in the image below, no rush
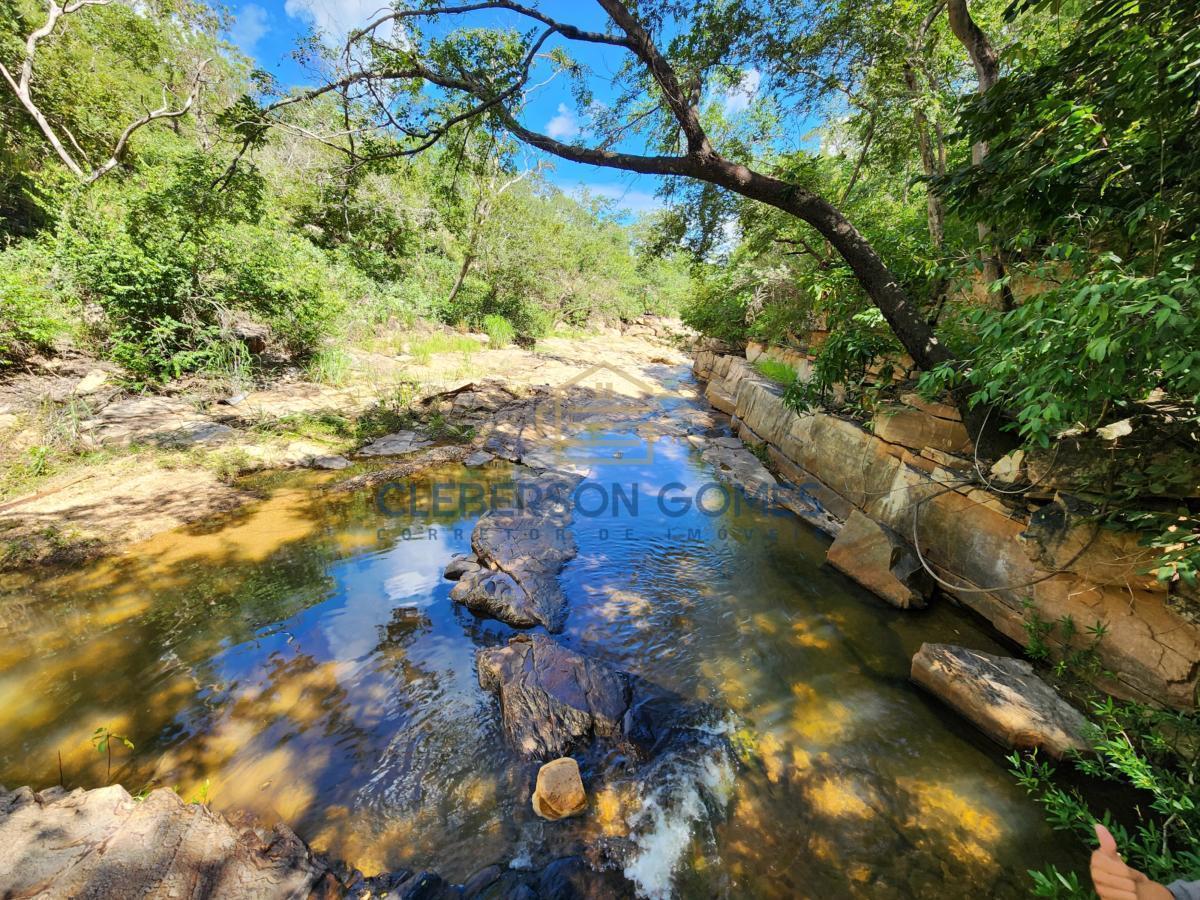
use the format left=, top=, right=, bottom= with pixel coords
left=622, top=742, right=736, bottom=899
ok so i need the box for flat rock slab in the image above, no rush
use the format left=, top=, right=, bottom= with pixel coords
left=0, top=784, right=337, bottom=898
left=872, top=402, right=972, bottom=455
left=911, top=643, right=1091, bottom=758
left=696, top=440, right=777, bottom=495
left=79, top=395, right=205, bottom=447
left=477, top=634, right=631, bottom=759
left=826, top=510, right=932, bottom=609
left=355, top=430, right=432, bottom=458
left=156, top=420, right=236, bottom=448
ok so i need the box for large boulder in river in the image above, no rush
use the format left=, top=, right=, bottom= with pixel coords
left=826, top=510, right=932, bottom=609
left=911, top=643, right=1091, bottom=758
left=477, top=634, right=631, bottom=759
left=451, top=470, right=580, bottom=632
left=451, top=567, right=563, bottom=629
left=0, top=783, right=338, bottom=898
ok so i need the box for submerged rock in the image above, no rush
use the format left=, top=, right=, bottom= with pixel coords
left=451, top=567, right=555, bottom=628
left=825, top=510, right=932, bottom=609
left=477, top=634, right=631, bottom=759
left=0, top=784, right=338, bottom=898
left=308, top=454, right=351, bottom=470
left=910, top=642, right=1091, bottom=758
left=532, top=757, right=587, bottom=821
left=464, top=450, right=495, bottom=467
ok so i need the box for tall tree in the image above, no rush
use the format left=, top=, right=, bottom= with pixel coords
left=258, top=0, right=1011, bottom=448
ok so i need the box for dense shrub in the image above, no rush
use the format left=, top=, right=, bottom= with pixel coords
left=57, top=151, right=345, bottom=379
left=0, top=240, right=71, bottom=367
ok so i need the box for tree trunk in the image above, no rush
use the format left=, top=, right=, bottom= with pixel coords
left=903, top=63, right=946, bottom=248
left=947, top=0, right=1015, bottom=311
left=446, top=249, right=476, bottom=308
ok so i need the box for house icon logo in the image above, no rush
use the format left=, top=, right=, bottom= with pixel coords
left=532, top=362, right=665, bottom=465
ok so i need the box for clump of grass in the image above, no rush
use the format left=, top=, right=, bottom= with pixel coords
left=407, top=332, right=480, bottom=365
left=482, top=314, right=515, bottom=349
left=754, top=357, right=797, bottom=385
left=305, top=346, right=354, bottom=385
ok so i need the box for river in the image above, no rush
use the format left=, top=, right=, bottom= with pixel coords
left=0, top=368, right=1078, bottom=898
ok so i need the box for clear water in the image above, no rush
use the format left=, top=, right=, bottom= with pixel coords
left=0, top=390, right=1080, bottom=897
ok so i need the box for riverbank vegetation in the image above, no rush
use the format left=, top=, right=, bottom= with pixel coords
left=0, top=0, right=690, bottom=384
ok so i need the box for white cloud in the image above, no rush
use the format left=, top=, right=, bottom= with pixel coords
left=545, top=103, right=580, bottom=142
left=229, top=3, right=269, bottom=53
left=722, top=68, right=761, bottom=116
left=284, top=0, right=385, bottom=40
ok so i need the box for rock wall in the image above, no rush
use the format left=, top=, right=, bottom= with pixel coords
left=694, top=348, right=1200, bottom=709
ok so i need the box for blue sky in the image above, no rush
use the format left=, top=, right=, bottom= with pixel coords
left=224, top=0, right=761, bottom=219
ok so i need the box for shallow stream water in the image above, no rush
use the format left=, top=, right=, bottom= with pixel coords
left=0, top=375, right=1080, bottom=897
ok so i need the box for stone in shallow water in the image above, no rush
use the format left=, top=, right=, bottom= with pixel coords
left=464, top=450, right=495, bottom=467
left=451, top=567, right=553, bottom=628
left=450, top=470, right=580, bottom=631
left=308, top=454, right=350, bottom=470
left=477, top=634, right=631, bottom=759
left=910, top=642, right=1090, bottom=758
left=532, top=757, right=587, bottom=821
left=443, top=552, right=481, bottom=580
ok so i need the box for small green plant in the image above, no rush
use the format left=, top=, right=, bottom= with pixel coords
left=482, top=314, right=515, bottom=348
left=753, top=357, right=797, bottom=385
left=1011, top=697, right=1200, bottom=897
left=305, top=346, right=354, bottom=385
left=91, top=726, right=134, bottom=784
left=748, top=440, right=772, bottom=468
left=189, top=778, right=211, bottom=805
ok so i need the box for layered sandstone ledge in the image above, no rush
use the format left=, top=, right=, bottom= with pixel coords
left=694, top=347, right=1200, bottom=709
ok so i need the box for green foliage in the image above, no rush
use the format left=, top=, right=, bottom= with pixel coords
left=784, top=309, right=899, bottom=413
left=91, top=725, right=134, bottom=784
left=0, top=239, right=71, bottom=365
left=56, top=150, right=347, bottom=380
left=481, top=314, right=515, bottom=348
left=1011, top=697, right=1200, bottom=897
left=935, top=0, right=1200, bottom=446
left=926, top=250, right=1200, bottom=448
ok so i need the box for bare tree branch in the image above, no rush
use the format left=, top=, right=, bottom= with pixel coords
left=595, top=0, right=711, bottom=155
left=349, top=1, right=634, bottom=51
left=0, top=0, right=209, bottom=182
left=86, top=65, right=211, bottom=182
